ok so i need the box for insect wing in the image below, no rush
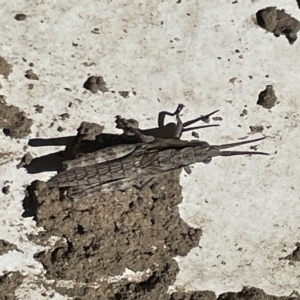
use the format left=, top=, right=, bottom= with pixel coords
left=63, top=144, right=137, bottom=170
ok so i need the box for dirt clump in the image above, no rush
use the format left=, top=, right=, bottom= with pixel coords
left=24, top=167, right=201, bottom=298
left=76, top=121, right=105, bottom=141
left=257, top=85, right=277, bottom=109
left=45, top=260, right=179, bottom=299
left=170, top=291, right=216, bottom=300
left=17, top=152, right=33, bottom=169
left=25, top=69, right=39, bottom=80
left=83, top=76, right=109, bottom=93
left=249, top=125, right=264, bottom=133
left=2, top=185, right=10, bottom=194
left=119, top=91, right=131, bottom=98
left=0, top=57, right=12, bottom=79
left=0, top=239, right=19, bottom=256
left=0, top=271, right=24, bottom=300
left=0, top=95, right=33, bottom=138
left=34, top=104, right=44, bottom=113
left=281, top=242, right=300, bottom=262
left=218, top=286, right=290, bottom=300
left=27, top=170, right=201, bottom=279
left=256, top=7, right=300, bottom=45
left=14, top=13, right=27, bottom=21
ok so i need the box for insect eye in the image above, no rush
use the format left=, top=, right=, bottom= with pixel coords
left=203, top=158, right=212, bottom=164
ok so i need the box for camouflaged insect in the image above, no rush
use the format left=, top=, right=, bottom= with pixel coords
left=47, top=105, right=268, bottom=202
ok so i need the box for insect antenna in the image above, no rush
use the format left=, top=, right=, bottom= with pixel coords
left=182, top=124, right=219, bottom=132
left=216, top=137, right=269, bottom=156
left=217, top=137, right=266, bottom=149
left=220, top=150, right=269, bottom=156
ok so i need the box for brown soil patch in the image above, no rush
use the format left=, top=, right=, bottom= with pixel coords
left=24, top=169, right=202, bottom=298
left=0, top=95, right=32, bottom=138
left=0, top=271, right=24, bottom=300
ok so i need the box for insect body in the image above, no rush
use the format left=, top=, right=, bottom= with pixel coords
left=47, top=135, right=268, bottom=202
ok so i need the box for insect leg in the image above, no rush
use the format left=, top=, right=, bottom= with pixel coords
left=182, top=109, right=219, bottom=129
left=174, top=108, right=220, bottom=138
left=182, top=124, right=219, bottom=132
left=174, top=107, right=184, bottom=139
left=157, top=104, right=185, bottom=129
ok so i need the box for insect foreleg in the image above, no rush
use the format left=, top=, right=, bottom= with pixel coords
left=157, top=104, right=185, bottom=129
left=182, top=124, right=219, bottom=132
left=182, top=109, right=219, bottom=127
left=180, top=109, right=220, bottom=135
left=173, top=107, right=220, bottom=138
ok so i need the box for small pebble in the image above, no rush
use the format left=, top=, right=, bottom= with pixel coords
left=2, top=185, right=10, bottom=194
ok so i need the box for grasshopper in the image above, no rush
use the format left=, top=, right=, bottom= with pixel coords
left=47, top=105, right=268, bottom=202
left=26, top=104, right=218, bottom=173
